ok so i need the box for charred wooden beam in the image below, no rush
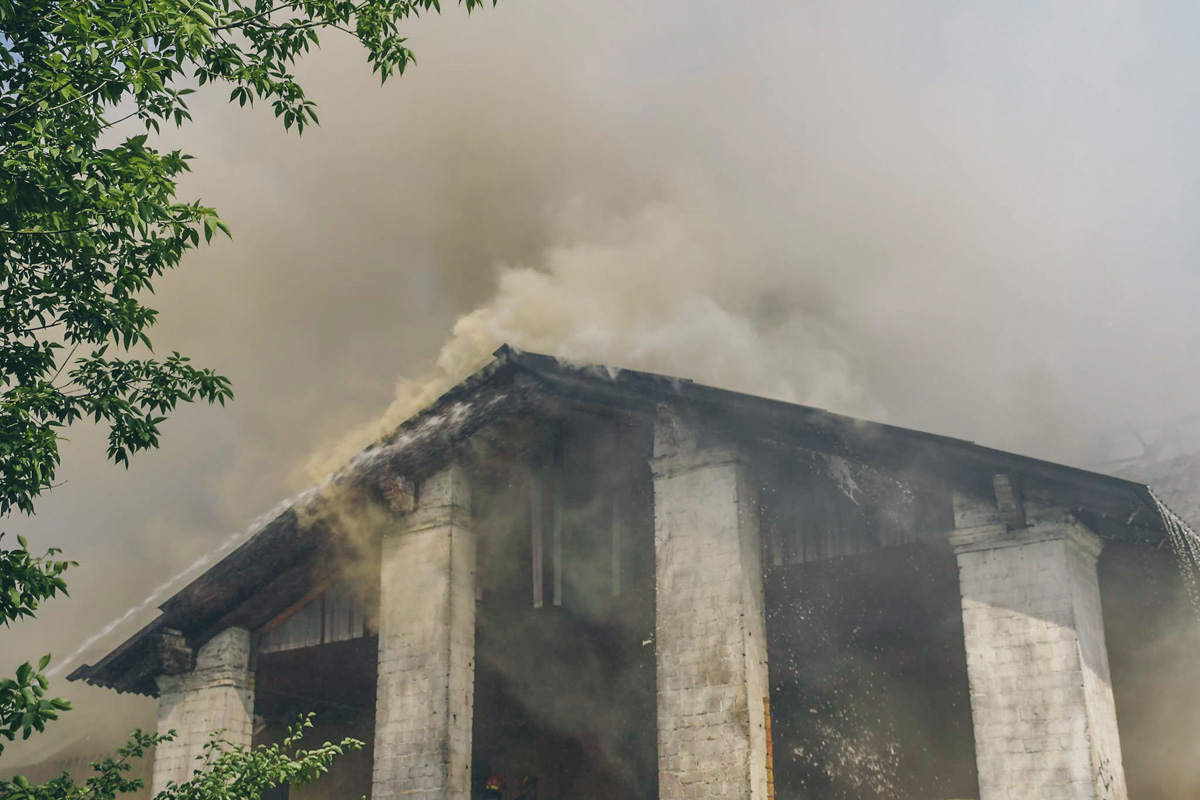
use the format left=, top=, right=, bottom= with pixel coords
left=203, top=553, right=335, bottom=642
left=157, top=629, right=195, bottom=676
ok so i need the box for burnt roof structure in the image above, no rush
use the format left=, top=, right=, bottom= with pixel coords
left=68, top=344, right=1175, bottom=697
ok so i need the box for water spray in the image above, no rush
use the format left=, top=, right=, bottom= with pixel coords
left=1149, top=488, right=1200, bottom=616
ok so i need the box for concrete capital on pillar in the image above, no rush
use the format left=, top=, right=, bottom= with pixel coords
left=156, top=627, right=252, bottom=695
left=156, top=664, right=252, bottom=696
left=950, top=491, right=1104, bottom=563
left=951, top=518, right=1104, bottom=561
left=399, top=462, right=471, bottom=536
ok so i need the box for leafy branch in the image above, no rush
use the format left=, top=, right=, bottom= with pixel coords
left=0, top=534, right=74, bottom=755
left=0, top=0, right=487, bottom=795
left=0, top=715, right=364, bottom=799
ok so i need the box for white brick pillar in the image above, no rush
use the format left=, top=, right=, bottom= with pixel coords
left=372, top=463, right=476, bottom=800
left=651, top=443, right=771, bottom=800
left=152, top=628, right=253, bottom=794
left=952, top=493, right=1128, bottom=800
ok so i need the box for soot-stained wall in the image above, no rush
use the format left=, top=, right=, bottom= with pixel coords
left=765, top=545, right=978, bottom=800
left=758, top=450, right=977, bottom=800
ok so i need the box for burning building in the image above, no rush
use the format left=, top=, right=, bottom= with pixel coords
left=69, top=346, right=1200, bottom=800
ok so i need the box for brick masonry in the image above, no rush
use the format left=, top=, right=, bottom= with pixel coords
left=152, top=627, right=254, bottom=794
left=651, top=438, right=771, bottom=800
left=952, top=492, right=1128, bottom=800
left=372, top=464, right=476, bottom=800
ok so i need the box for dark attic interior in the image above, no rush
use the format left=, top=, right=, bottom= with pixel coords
left=68, top=347, right=1200, bottom=800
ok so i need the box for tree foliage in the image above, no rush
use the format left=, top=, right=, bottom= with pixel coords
left=1, top=0, right=490, bottom=516
left=0, top=535, right=73, bottom=757
left=1, top=0, right=490, bottom=794
left=0, top=715, right=363, bottom=799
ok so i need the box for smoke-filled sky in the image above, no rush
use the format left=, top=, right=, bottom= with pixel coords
left=6, top=0, right=1200, bottom=763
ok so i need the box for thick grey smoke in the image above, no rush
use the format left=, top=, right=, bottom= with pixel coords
left=5, top=0, right=1200, bottom=770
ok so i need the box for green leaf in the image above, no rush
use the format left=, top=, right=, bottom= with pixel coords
left=0, top=0, right=487, bottom=763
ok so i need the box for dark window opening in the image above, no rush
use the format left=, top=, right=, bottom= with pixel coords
left=761, top=456, right=977, bottom=800
left=470, top=412, right=658, bottom=800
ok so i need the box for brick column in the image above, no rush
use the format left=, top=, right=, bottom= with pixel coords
left=651, top=443, right=770, bottom=800
left=372, top=464, right=476, bottom=800
left=152, top=628, right=253, bottom=794
left=953, top=493, right=1128, bottom=800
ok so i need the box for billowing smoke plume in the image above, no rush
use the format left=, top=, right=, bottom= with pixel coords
left=306, top=175, right=876, bottom=478
left=7, top=0, right=1200, bottom=779
left=283, top=0, right=1200, bottom=477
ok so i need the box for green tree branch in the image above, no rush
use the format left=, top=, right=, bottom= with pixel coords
left=1, top=0, right=493, bottom=794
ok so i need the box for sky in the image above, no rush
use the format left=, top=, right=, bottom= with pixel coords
left=6, top=0, right=1200, bottom=763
